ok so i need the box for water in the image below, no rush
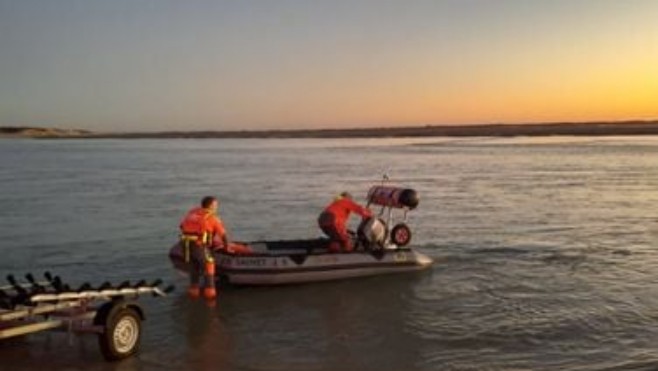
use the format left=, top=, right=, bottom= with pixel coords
left=1, top=136, right=658, bottom=370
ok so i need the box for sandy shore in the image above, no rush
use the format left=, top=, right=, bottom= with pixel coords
left=0, top=127, right=91, bottom=138
left=3, top=120, right=658, bottom=139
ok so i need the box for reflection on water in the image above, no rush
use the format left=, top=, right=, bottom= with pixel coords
left=1, top=136, right=658, bottom=370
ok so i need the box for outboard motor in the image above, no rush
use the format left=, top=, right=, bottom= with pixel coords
left=357, top=217, right=387, bottom=250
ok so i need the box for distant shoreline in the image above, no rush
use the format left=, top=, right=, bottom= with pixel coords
left=3, top=120, right=658, bottom=139
left=0, top=127, right=91, bottom=139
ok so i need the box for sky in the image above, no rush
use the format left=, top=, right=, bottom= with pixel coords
left=1, top=0, right=657, bottom=132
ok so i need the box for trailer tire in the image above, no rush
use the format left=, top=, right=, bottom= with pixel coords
left=390, top=223, right=412, bottom=246
left=95, top=303, right=142, bottom=361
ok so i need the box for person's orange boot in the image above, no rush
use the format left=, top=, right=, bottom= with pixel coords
left=205, top=297, right=217, bottom=308
left=187, top=285, right=200, bottom=299
left=203, top=287, right=217, bottom=300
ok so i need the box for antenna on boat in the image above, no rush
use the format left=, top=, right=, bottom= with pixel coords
left=381, top=172, right=389, bottom=184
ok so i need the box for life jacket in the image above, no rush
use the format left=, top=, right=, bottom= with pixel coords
left=180, top=207, right=215, bottom=246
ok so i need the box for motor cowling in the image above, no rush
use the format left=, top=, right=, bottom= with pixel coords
left=357, top=217, right=387, bottom=248
left=367, top=186, right=419, bottom=210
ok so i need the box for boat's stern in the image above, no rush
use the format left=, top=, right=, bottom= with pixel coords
left=412, top=249, right=434, bottom=269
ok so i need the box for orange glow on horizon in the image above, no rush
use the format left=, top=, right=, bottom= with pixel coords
left=196, top=45, right=658, bottom=130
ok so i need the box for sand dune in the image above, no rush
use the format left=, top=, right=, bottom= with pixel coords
left=0, top=127, right=91, bottom=138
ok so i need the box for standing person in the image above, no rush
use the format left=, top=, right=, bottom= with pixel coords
left=318, top=192, right=372, bottom=252
left=179, top=196, right=229, bottom=300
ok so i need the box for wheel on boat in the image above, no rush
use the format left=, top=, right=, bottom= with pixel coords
left=390, top=223, right=412, bottom=246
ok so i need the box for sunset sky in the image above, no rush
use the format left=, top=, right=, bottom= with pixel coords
left=1, top=0, right=657, bottom=132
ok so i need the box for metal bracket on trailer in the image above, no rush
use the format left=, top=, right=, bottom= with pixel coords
left=0, top=272, right=174, bottom=362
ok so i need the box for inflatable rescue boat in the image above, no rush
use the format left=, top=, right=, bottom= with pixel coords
left=169, top=185, right=433, bottom=286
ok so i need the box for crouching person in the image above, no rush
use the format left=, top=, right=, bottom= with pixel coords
left=318, top=192, right=372, bottom=252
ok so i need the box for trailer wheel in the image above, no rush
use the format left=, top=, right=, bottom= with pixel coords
left=95, top=303, right=142, bottom=361
left=390, top=223, right=412, bottom=246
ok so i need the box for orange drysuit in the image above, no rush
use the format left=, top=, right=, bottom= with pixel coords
left=318, top=197, right=372, bottom=252
left=179, top=206, right=226, bottom=298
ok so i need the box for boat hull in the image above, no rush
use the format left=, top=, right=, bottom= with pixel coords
left=169, top=240, right=433, bottom=286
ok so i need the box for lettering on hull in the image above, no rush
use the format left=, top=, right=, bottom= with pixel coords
left=234, top=258, right=268, bottom=267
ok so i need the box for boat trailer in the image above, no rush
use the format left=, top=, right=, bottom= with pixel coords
left=0, top=272, right=174, bottom=361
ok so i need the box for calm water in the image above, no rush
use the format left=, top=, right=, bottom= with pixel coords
left=1, top=136, right=658, bottom=370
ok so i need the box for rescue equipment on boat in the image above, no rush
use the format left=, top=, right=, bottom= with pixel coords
left=364, top=182, right=418, bottom=248
left=367, top=186, right=419, bottom=210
